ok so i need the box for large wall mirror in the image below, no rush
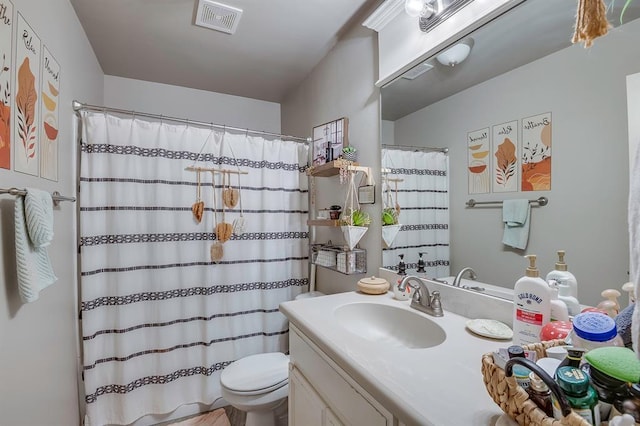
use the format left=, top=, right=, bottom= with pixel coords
left=379, top=0, right=640, bottom=306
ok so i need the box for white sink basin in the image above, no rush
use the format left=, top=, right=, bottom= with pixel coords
left=333, top=302, right=446, bottom=349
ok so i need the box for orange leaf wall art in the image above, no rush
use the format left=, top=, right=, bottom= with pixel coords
left=16, top=57, right=37, bottom=159
left=521, top=112, right=552, bottom=191
left=13, top=13, right=40, bottom=176
left=492, top=120, right=518, bottom=192
left=0, top=0, right=13, bottom=170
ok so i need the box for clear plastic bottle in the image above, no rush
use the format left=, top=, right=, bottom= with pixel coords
left=570, top=312, right=624, bottom=351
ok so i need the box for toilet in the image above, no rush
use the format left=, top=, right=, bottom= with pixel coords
left=220, top=352, right=290, bottom=426
left=220, top=291, right=324, bottom=426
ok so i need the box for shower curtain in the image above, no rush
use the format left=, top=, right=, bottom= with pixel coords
left=381, top=148, right=449, bottom=278
left=79, top=112, right=309, bottom=426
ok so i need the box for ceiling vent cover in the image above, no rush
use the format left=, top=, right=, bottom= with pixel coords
left=195, top=0, right=243, bottom=34
left=401, top=62, right=434, bottom=80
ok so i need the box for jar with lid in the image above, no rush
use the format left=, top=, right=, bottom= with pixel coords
left=570, top=312, right=624, bottom=351
left=553, top=366, right=600, bottom=425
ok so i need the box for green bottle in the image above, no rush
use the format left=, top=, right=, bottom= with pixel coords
left=553, top=366, right=600, bottom=425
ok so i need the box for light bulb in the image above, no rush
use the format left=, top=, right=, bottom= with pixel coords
left=405, top=0, right=425, bottom=18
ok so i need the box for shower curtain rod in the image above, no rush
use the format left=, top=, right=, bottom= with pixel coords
left=72, top=100, right=311, bottom=143
left=382, top=144, right=449, bottom=153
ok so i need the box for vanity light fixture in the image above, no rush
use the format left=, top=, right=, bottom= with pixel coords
left=405, top=0, right=475, bottom=33
left=436, top=38, right=474, bottom=67
left=404, top=0, right=437, bottom=20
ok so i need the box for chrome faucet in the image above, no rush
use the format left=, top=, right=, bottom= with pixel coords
left=397, top=275, right=443, bottom=317
left=452, top=267, right=477, bottom=287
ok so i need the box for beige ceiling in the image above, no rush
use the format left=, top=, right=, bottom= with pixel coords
left=70, top=0, right=380, bottom=103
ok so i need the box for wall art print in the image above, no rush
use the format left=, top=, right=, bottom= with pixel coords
left=13, top=12, right=40, bottom=176
left=521, top=112, right=551, bottom=191
left=467, top=127, right=490, bottom=194
left=492, top=120, right=518, bottom=193
left=40, top=45, right=59, bottom=181
left=312, top=117, right=348, bottom=166
left=0, top=0, right=13, bottom=170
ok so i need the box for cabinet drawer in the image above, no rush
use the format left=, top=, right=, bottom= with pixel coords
left=290, top=326, right=393, bottom=426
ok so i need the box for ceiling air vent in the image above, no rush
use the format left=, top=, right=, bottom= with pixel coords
left=195, top=0, right=243, bottom=35
left=401, top=62, right=434, bottom=80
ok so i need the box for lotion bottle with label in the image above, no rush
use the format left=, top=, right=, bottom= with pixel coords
left=513, top=254, right=552, bottom=346
left=546, top=250, right=578, bottom=299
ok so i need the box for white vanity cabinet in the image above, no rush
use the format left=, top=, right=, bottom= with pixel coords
left=288, top=325, right=394, bottom=426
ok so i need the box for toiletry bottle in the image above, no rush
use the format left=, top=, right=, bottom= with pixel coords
left=528, top=372, right=553, bottom=416
left=513, top=254, right=552, bottom=346
left=397, top=254, right=406, bottom=276
left=416, top=252, right=426, bottom=273
left=553, top=366, right=600, bottom=425
left=546, top=250, right=578, bottom=299
left=556, top=281, right=581, bottom=316
left=507, top=345, right=531, bottom=389
left=549, top=282, right=570, bottom=322
left=557, top=347, right=586, bottom=370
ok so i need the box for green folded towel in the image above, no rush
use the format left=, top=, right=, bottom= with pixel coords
left=584, top=346, right=640, bottom=382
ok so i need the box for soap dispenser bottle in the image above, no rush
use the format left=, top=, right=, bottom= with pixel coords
left=397, top=254, right=406, bottom=276
left=546, top=250, right=578, bottom=299
left=513, top=255, right=552, bottom=346
left=416, top=252, right=426, bottom=274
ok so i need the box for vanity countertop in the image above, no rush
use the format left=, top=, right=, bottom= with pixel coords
left=280, top=290, right=509, bottom=426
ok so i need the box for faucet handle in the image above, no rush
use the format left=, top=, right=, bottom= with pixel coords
left=430, top=291, right=443, bottom=315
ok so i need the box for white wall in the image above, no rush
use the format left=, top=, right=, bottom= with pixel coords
left=104, top=75, right=282, bottom=133
left=281, top=9, right=381, bottom=294
left=0, top=0, right=103, bottom=424
left=381, top=120, right=394, bottom=145
left=393, top=20, right=640, bottom=306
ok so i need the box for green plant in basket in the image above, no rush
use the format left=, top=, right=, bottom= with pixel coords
left=340, top=208, right=371, bottom=227
left=382, top=207, right=399, bottom=226
left=342, top=146, right=356, bottom=154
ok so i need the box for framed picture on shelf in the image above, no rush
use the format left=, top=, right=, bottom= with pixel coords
left=312, top=117, right=349, bottom=166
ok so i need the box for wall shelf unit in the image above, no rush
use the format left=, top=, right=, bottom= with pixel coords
left=311, top=244, right=366, bottom=275
left=307, top=157, right=370, bottom=275
left=307, top=159, right=369, bottom=177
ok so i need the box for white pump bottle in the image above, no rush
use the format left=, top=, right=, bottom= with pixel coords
left=512, top=255, right=552, bottom=346
left=545, top=250, right=578, bottom=299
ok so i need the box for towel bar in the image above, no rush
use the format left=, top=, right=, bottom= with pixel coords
left=466, top=196, right=548, bottom=208
left=0, top=187, right=76, bottom=207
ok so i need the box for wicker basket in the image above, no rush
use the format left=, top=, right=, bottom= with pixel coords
left=481, top=339, right=590, bottom=426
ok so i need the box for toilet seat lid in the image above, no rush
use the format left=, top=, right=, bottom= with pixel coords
left=221, top=352, right=289, bottom=393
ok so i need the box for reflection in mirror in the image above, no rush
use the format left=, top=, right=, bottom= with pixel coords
left=381, top=146, right=449, bottom=278
left=380, top=0, right=640, bottom=305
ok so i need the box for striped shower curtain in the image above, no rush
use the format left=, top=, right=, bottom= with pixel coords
left=79, top=112, right=309, bottom=426
left=381, top=148, right=449, bottom=278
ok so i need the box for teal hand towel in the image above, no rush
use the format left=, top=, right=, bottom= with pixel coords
left=502, top=199, right=530, bottom=250
left=14, top=188, right=57, bottom=303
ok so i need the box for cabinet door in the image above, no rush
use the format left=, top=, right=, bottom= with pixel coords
left=289, top=365, right=325, bottom=426
left=290, top=365, right=345, bottom=426
left=324, top=408, right=344, bottom=426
